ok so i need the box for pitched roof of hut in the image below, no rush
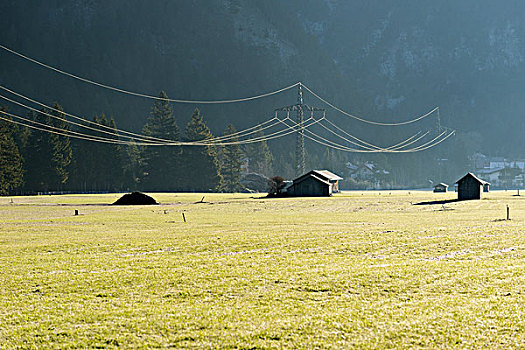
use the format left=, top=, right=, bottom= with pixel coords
left=292, top=170, right=342, bottom=185
left=455, top=172, right=490, bottom=185
left=293, top=173, right=330, bottom=186
left=313, top=170, right=343, bottom=181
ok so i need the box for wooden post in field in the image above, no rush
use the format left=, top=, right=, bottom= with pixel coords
left=74, top=210, right=78, bottom=216
left=182, top=212, right=186, bottom=222
left=507, top=205, right=510, bottom=220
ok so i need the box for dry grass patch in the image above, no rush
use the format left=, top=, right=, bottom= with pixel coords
left=1, top=191, right=525, bottom=348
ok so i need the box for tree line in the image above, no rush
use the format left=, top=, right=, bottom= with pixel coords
left=0, top=91, right=274, bottom=195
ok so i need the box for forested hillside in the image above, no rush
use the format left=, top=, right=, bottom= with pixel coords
left=1, top=0, right=524, bottom=192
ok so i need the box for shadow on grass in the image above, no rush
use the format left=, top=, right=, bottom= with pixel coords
left=413, top=199, right=461, bottom=206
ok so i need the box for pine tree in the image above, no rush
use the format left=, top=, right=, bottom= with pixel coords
left=23, top=110, right=55, bottom=191
left=23, top=104, right=72, bottom=192
left=123, top=140, right=144, bottom=191
left=219, top=124, right=243, bottom=192
left=70, top=114, right=123, bottom=191
left=48, top=103, right=73, bottom=189
left=0, top=109, right=24, bottom=195
left=243, top=125, right=273, bottom=176
left=141, top=91, right=180, bottom=191
left=181, top=108, right=222, bottom=191
left=95, top=114, right=123, bottom=190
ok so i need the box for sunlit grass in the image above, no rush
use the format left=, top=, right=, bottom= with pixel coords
left=1, top=191, right=525, bottom=348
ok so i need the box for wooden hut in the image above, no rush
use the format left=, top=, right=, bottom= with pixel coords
left=312, top=170, right=343, bottom=193
left=455, top=173, right=489, bottom=200
left=433, top=183, right=448, bottom=193
left=287, top=170, right=343, bottom=197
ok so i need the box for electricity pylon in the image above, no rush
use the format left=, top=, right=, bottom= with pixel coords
left=275, top=83, right=325, bottom=176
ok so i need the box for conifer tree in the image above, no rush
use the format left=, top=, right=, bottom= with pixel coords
left=141, top=91, right=180, bottom=191
left=123, top=140, right=144, bottom=191
left=23, top=110, right=55, bottom=191
left=181, top=108, right=221, bottom=191
left=49, top=103, right=72, bottom=189
left=243, top=125, right=273, bottom=176
left=0, top=109, right=24, bottom=195
left=23, top=104, right=72, bottom=192
left=96, top=114, right=123, bottom=190
left=70, top=114, right=123, bottom=191
left=219, top=124, right=243, bottom=192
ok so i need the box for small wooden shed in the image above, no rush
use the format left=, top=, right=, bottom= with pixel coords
left=433, top=183, right=448, bottom=193
left=312, top=170, right=343, bottom=193
left=455, top=173, right=489, bottom=200
left=287, top=170, right=343, bottom=197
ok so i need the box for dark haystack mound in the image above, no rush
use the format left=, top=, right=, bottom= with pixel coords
left=113, top=192, right=158, bottom=205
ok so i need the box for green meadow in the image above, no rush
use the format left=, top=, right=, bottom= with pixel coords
left=1, top=191, right=525, bottom=349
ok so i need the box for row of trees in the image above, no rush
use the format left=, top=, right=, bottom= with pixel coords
left=0, top=92, right=274, bottom=195
left=1, top=91, right=473, bottom=195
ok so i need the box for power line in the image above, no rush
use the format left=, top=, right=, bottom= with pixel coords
left=224, top=116, right=325, bottom=146
left=278, top=116, right=454, bottom=153
left=317, top=118, right=391, bottom=150
left=0, top=111, right=135, bottom=145
left=384, top=131, right=430, bottom=151
left=319, top=121, right=429, bottom=151
left=1, top=44, right=441, bottom=128
left=318, top=118, right=430, bottom=151
left=0, top=44, right=456, bottom=156
left=200, top=118, right=281, bottom=144
left=280, top=117, right=393, bottom=153
left=0, top=85, right=171, bottom=143
left=0, top=44, right=299, bottom=104
left=0, top=92, right=163, bottom=144
left=0, top=108, right=325, bottom=147
left=4, top=83, right=452, bottom=152
left=322, top=117, right=393, bottom=149
left=397, top=130, right=455, bottom=153
left=302, top=83, right=439, bottom=126
left=0, top=85, right=287, bottom=145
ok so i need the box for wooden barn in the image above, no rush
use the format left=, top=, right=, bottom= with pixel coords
left=287, top=170, right=343, bottom=197
left=433, top=183, right=448, bottom=193
left=455, top=173, right=490, bottom=200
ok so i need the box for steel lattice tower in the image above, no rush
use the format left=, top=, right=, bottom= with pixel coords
left=296, top=84, right=305, bottom=175
left=275, top=83, right=324, bottom=176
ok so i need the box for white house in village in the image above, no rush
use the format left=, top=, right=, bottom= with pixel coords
left=350, top=163, right=376, bottom=180
left=476, top=167, right=505, bottom=183
left=346, top=161, right=391, bottom=188
left=472, top=153, right=525, bottom=188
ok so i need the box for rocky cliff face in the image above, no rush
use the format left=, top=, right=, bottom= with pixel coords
left=292, top=0, right=525, bottom=155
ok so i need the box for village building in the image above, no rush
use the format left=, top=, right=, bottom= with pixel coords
left=287, top=170, right=343, bottom=197
left=477, top=167, right=505, bottom=184
left=455, top=173, right=490, bottom=200
left=433, top=183, right=448, bottom=193
left=347, top=161, right=391, bottom=189
left=472, top=153, right=525, bottom=188
left=350, top=163, right=376, bottom=181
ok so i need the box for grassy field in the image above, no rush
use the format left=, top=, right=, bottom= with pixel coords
left=1, top=191, right=525, bottom=348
